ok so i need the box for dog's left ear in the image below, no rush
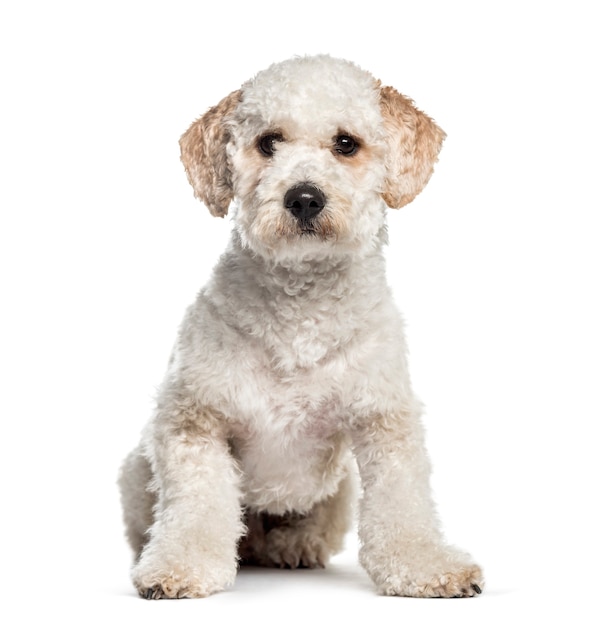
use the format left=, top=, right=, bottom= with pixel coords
left=380, top=85, right=446, bottom=209
left=179, top=89, right=242, bottom=217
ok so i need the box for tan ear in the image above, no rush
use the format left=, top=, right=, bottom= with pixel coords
left=380, top=86, right=446, bottom=209
left=179, top=89, right=242, bottom=217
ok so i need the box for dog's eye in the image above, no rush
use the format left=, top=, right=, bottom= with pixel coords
left=257, top=133, right=284, bottom=157
left=334, top=134, right=359, bottom=156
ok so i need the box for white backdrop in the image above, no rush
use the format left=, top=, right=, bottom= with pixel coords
left=1, top=1, right=600, bottom=624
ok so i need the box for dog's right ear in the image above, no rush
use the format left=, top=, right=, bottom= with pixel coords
left=179, top=90, right=242, bottom=217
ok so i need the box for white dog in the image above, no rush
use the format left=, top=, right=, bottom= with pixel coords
left=119, top=55, right=484, bottom=599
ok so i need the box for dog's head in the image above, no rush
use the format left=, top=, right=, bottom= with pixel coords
left=180, top=55, right=445, bottom=261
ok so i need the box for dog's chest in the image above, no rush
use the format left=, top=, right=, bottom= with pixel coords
left=229, top=398, right=350, bottom=514
left=267, top=300, right=351, bottom=369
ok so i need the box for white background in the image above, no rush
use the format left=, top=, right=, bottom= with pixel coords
left=1, top=1, right=600, bottom=624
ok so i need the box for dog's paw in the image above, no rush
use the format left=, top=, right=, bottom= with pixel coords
left=361, top=542, right=484, bottom=598
left=133, top=568, right=231, bottom=600
left=264, top=527, right=330, bottom=569
left=380, top=563, right=484, bottom=598
left=132, top=554, right=236, bottom=599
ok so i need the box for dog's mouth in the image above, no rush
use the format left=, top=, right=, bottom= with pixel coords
left=298, top=219, right=318, bottom=235
left=291, top=215, right=340, bottom=242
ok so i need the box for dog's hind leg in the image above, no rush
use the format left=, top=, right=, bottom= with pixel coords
left=118, top=446, right=156, bottom=559
left=240, top=469, right=356, bottom=569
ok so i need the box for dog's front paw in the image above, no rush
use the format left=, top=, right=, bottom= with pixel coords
left=132, top=551, right=236, bottom=599
left=361, top=543, right=484, bottom=598
left=380, top=563, right=483, bottom=598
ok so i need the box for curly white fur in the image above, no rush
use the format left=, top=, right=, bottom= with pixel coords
left=119, top=54, right=484, bottom=599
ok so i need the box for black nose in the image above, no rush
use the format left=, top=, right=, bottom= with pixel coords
left=284, top=184, right=326, bottom=222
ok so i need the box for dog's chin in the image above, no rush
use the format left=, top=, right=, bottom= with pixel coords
left=276, top=220, right=342, bottom=257
left=238, top=220, right=339, bottom=264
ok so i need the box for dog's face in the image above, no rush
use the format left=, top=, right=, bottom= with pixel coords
left=180, top=56, right=445, bottom=262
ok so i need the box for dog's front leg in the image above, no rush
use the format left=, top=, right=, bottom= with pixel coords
left=131, top=398, right=243, bottom=599
left=352, top=413, right=483, bottom=598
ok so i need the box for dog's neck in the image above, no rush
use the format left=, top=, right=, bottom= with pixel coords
left=203, top=231, right=393, bottom=372
left=203, top=232, right=391, bottom=372
left=227, top=230, right=388, bottom=298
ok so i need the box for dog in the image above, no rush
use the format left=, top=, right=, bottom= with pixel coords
left=119, top=55, right=484, bottom=599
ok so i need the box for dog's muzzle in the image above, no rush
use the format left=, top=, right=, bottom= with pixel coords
left=284, top=183, right=326, bottom=223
